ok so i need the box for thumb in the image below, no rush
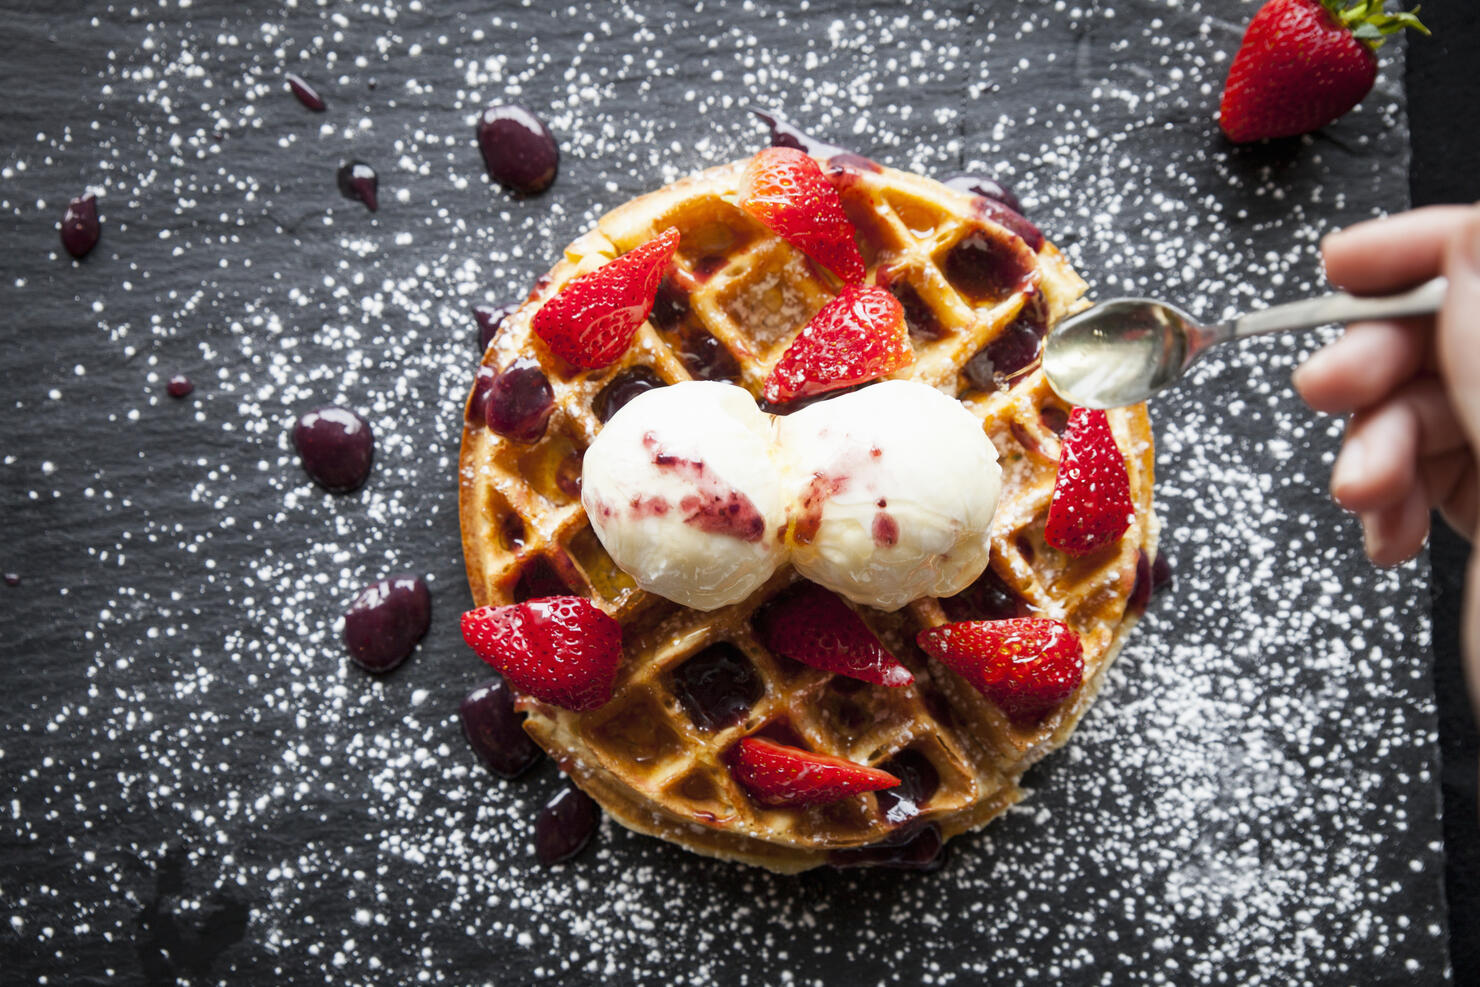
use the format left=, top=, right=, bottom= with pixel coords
left=1438, top=208, right=1480, bottom=463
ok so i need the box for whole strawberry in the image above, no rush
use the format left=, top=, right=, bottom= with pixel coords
left=532, top=227, right=680, bottom=368
left=1219, top=0, right=1427, bottom=144
left=916, top=617, right=1084, bottom=724
left=461, top=596, right=622, bottom=712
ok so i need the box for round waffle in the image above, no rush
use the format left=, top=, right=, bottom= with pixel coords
left=459, top=157, right=1157, bottom=873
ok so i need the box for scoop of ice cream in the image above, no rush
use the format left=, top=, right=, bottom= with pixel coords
left=777, top=380, right=1002, bottom=611
left=580, top=381, right=787, bottom=611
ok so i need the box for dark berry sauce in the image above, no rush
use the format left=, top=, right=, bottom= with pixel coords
left=750, top=107, right=851, bottom=160
left=460, top=678, right=542, bottom=779
left=512, top=555, right=573, bottom=603
left=670, top=642, right=764, bottom=731
left=874, top=748, right=941, bottom=825
left=964, top=321, right=1041, bottom=391
left=60, top=194, right=100, bottom=259
left=679, top=330, right=741, bottom=382
left=485, top=358, right=555, bottom=443
left=476, top=104, right=559, bottom=196
left=3, top=573, right=19, bottom=587
left=1129, top=551, right=1173, bottom=615
left=336, top=161, right=379, bottom=212
left=285, top=72, right=326, bottom=112
left=342, top=574, right=431, bottom=673
left=975, top=196, right=1044, bottom=253
left=293, top=406, right=374, bottom=493
left=535, top=786, right=599, bottom=864
left=594, top=366, right=666, bottom=423
left=474, top=303, right=516, bottom=349
left=942, top=173, right=1023, bottom=214
left=466, top=365, right=497, bottom=427
left=940, top=566, right=1025, bottom=623
left=166, top=375, right=194, bottom=399
left=943, top=230, right=1035, bottom=306
left=829, top=823, right=947, bottom=871
left=882, top=275, right=945, bottom=341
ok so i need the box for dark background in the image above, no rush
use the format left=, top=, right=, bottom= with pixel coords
left=1409, top=4, right=1480, bottom=978
left=0, top=1, right=1473, bottom=983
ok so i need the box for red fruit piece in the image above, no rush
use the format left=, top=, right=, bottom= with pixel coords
left=916, top=617, right=1084, bottom=723
left=1043, top=407, right=1133, bottom=557
left=532, top=227, right=680, bottom=368
left=762, top=284, right=913, bottom=404
left=460, top=596, right=622, bottom=712
left=1218, top=0, right=1427, bottom=144
left=740, top=146, right=866, bottom=284
left=729, top=736, right=900, bottom=808
left=755, top=582, right=913, bottom=687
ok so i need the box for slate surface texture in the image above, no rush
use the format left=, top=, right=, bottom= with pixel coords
left=0, top=1, right=1456, bottom=984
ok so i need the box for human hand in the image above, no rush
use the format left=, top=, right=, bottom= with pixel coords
left=1292, top=205, right=1480, bottom=566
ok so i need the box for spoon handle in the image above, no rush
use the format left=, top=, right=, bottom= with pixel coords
left=1227, top=277, right=1449, bottom=341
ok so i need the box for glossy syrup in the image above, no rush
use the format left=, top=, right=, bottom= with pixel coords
left=285, top=72, right=326, bottom=111
left=460, top=678, right=542, bottom=779
left=60, top=194, right=100, bottom=259
left=336, top=161, right=379, bottom=212
left=535, top=786, right=599, bottom=864
left=293, top=406, right=374, bottom=493
left=476, top=104, right=559, bottom=195
left=341, top=574, right=431, bottom=673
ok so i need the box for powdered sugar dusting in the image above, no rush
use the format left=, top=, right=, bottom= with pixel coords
left=0, top=1, right=1447, bottom=983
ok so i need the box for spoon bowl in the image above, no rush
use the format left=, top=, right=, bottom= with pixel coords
left=1040, top=277, right=1449, bottom=409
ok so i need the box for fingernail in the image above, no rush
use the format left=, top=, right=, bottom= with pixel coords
left=1361, top=513, right=1387, bottom=565
left=1331, top=433, right=1367, bottom=499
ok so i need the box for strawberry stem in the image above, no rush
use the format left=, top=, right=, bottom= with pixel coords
left=1318, top=0, right=1430, bottom=51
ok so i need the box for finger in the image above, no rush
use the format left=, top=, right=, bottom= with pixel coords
left=1422, top=451, right=1479, bottom=539
left=1360, top=482, right=1431, bottom=567
left=1323, top=205, right=1480, bottom=294
left=1439, top=213, right=1480, bottom=451
left=1330, top=380, right=1470, bottom=512
left=1292, top=317, right=1432, bottom=414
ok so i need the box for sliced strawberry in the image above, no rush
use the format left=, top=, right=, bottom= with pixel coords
left=461, top=596, right=622, bottom=712
left=755, top=582, right=912, bottom=687
left=1043, top=407, right=1133, bottom=556
left=728, top=736, right=899, bottom=808
left=739, top=146, right=866, bottom=284
left=531, top=227, right=680, bottom=369
left=761, top=284, right=913, bottom=404
left=916, top=617, right=1084, bottom=723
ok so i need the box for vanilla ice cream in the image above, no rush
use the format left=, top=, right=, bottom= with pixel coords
left=580, top=381, right=787, bottom=611
left=777, top=380, right=1002, bottom=611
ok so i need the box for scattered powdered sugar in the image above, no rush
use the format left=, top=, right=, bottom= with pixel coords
left=0, top=0, right=1449, bottom=983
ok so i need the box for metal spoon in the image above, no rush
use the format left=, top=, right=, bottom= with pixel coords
left=1041, top=277, right=1449, bottom=409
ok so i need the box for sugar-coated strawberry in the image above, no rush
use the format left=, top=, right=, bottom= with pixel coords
left=1043, top=407, right=1133, bottom=557
left=1218, top=0, right=1427, bottom=144
left=762, top=284, right=913, bottom=404
left=740, top=146, right=866, bottom=284
left=755, top=582, right=913, bottom=687
left=531, top=227, right=680, bottom=368
left=916, top=617, right=1084, bottom=723
left=461, top=596, right=622, bottom=712
left=729, top=737, right=900, bottom=808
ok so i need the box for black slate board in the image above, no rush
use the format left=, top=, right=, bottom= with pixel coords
left=0, top=1, right=1453, bottom=983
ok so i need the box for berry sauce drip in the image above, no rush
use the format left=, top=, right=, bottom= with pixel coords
left=60, top=194, right=100, bottom=259
left=1129, top=550, right=1174, bottom=614
left=974, top=196, right=1045, bottom=253
left=670, top=642, right=764, bottom=731
left=1040, top=405, right=1070, bottom=435
left=680, top=331, right=741, bottom=382
left=476, top=104, right=559, bottom=196
left=963, top=318, right=1044, bottom=391
left=459, top=678, right=542, bottom=779
left=881, top=275, right=945, bottom=341
left=829, top=823, right=947, bottom=871
left=594, top=366, right=666, bottom=423
left=941, top=566, right=1025, bottom=623
left=512, top=555, right=572, bottom=603
left=474, top=303, right=516, bottom=350
left=336, top=161, right=379, bottom=212
left=166, top=375, right=194, bottom=399
left=485, top=358, right=555, bottom=443
left=874, top=749, right=941, bottom=825
left=942, top=173, right=1024, bottom=214
left=535, top=786, right=599, bottom=865
left=943, top=230, right=1035, bottom=305
left=466, top=365, right=496, bottom=427
left=341, top=574, right=431, bottom=674
left=285, top=72, right=326, bottom=112
left=3, top=573, right=19, bottom=587
left=750, top=107, right=851, bottom=159
left=292, top=405, right=374, bottom=493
